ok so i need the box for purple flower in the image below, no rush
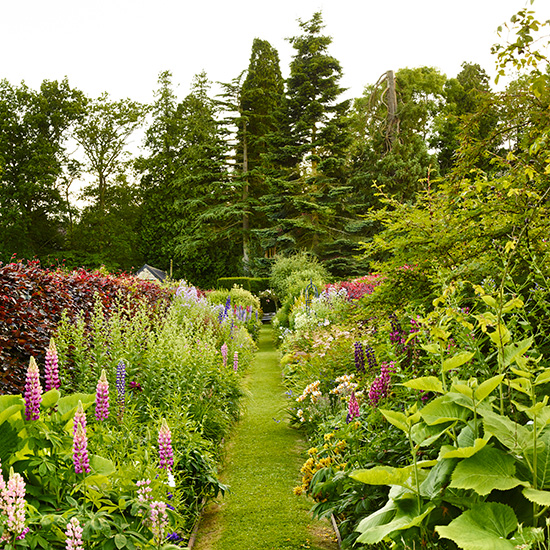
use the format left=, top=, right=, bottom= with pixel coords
left=65, top=517, right=83, bottom=550
left=73, top=423, right=90, bottom=474
left=158, top=420, right=174, bottom=472
left=354, top=342, right=365, bottom=372
left=368, top=362, right=393, bottom=407
left=364, top=344, right=378, bottom=372
left=347, top=391, right=360, bottom=423
left=44, top=338, right=60, bottom=392
left=24, top=357, right=42, bottom=421
left=116, top=360, right=126, bottom=412
left=95, top=370, right=109, bottom=421
left=129, top=380, right=142, bottom=392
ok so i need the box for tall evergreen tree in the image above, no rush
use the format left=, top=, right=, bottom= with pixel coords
left=260, top=12, right=354, bottom=275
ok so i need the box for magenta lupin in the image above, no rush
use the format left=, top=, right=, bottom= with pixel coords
left=44, top=338, right=60, bottom=391
left=24, top=357, right=42, bottom=421
left=73, top=423, right=90, bottom=474
left=158, top=419, right=174, bottom=472
left=73, top=401, right=87, bottom=436
left=95, top=369, right=109, bottom=421
left=346, top=391, right=360, bottom=424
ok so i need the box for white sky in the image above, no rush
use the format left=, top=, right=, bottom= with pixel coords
left=1, top=0, right=549, bottom=105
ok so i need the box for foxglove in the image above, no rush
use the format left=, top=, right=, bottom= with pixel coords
left=158, top=419, right=174, bottom=471
left=95, top=369, right=109, bottom=421
left=44, top=338, right=60, bottom=391
left=24, top=357, right=42, bottom=421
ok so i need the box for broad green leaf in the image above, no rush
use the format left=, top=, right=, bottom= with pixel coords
left=411, top=421, right=452, bottom=447
left=41, top=389, right=60, bottom=409
left=114, top=534, right=127, bottom=549
left=443, top=351, right=475, bottom=372
left=474, top=374, right=504, bottom=402
left=452, top=383, right=473, bottom=398
left=58, top=393, right=96, bottom=419
left=507, top=377, right=532, bottom=396
left=0, top=395, right=24, bottom=413
left=89, top=455, right=116, bottom=476
left=523, top=430, right=550, bottom=488
left=421, top=343, right=440, bottom=354
left=482, top=295, right=498, bottom=308
left=380, top=409, right=408, bottom=432
left=501, top=297, right=524, bottom=313
left=84, top=474, right=111, bottom=489
left=450, top=446, right=526, bottom=496
left=420, top=457, right=457, bottom=499
left=489, top=323, right=511, bottom=346
left=357, top=493, right=435, bottom=544
left=441, top=438, right=487, bottom=459
left=480, top=409, right=532, bottom=451
left=421, top=394, right=471, bottom=425
left=0, top=404, right=24, bottom=424
left=403, top=376, right=444, bottom=393
left=436, top=502, right=517, bottom=550
left=431, top=327, right=450, bottom=341
left=351, top=465, right=415, bottom=487
left=534, top=369, right=550, bottom=386
left=503, top=337, right=533, bottom=367
left=522, top=487, right=550, bottom=506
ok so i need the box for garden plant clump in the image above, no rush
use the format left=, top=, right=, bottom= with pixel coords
left=0, top=267, right=260, bottom=548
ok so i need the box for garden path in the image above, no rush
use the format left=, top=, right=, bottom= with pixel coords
left=191, top=325, right=337, bottom=550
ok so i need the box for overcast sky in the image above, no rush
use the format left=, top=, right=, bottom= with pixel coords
left=1, top=0, right=548, bottom=104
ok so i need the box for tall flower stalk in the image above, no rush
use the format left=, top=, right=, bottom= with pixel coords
left=73, top=423, right=90, bottom=474
left=150, top=501, right=168, bottom=545
left=233, top=351, right=239, bottom=372
left=65, top=517, right=83, bottom=550
left=116, top=360, right=126, bottom=418
left=158, top=419, right=174, bottom=472
left=73, top=401, right=87, bottom=436
left=0, top=459, right=29, bottom=544
left=44, top=338, right=60, bottom=391
left=95, top=369, right=109, bottom=421
left=221, top=343, right=228, bottom=367
left=24, top=357, right=42, bottom=421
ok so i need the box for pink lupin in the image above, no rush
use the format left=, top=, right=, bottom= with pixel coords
left=158, top=419, right=174, bottom=472
left=73, top=423, right=90, bottom=474
left=24, top=357, right=42, bottom=421
left=44, top=338, right=60, bottom=391
left=95, top=370, right=109, bottom=421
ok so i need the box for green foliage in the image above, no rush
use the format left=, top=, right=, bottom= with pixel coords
left=216, top=277, right=270, bottom=296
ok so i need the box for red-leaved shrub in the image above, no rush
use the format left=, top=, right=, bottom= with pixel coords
left=0, top=260, right=173, bottom=395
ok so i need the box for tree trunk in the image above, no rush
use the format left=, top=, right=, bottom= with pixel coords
left=386, top=70, right=399, bottom=150
left=242, top=121, right=250, bottom=275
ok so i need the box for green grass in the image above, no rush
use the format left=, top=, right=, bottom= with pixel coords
left=193, top=326, right=335, bottom=550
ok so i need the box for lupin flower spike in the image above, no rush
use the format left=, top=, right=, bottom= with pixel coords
left=24, top=357, right=42, bottom=421
left=233, top=351, right=239, bottom=372
left=65, top=517, right=84, bottom=550
left=221, top=343, right=228, bottom=367
left=73, top=423, right=90, bottom=474
left=45, top=338, right=60, bottom=391
left=116, top=360, right=126, bottom=413
left=73, top=401, right=87, bottom=436
left=158, top=419, right=174, bottom=472
left=347, top=391, right=360, bottom=423
left=95, top=369, right=109, bottom=421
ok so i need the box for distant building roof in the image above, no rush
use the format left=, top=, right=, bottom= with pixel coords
left=136, top=264, right=167, bottom=282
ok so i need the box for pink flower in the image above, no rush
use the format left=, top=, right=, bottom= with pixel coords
left=368, top=362, right=393, bottom=407
left=0, top=460, right=28, bottom=541
left=24, top=357, right=42, bottom=421
left=95, top=369, right=109, bottom=421
left=137, top=479, right=152, bottom=505
left=65, top=517, right=83, bottom=550
left=150, top=501, right=168, bottom=544
left=233, top=351, right=239, bottom=372
left=73, top=401, right=87, bottom=437
left=45, top=337, right=60, bottom=391
left=158, top=419, right=174, bottom=472
left=221, top=343, right=228, bottom=367
left=73, top=423, right=90, bottom=474
left=347, top=391, right=360, bottom=422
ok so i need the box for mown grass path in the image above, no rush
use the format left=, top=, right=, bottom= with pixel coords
left=192, top=325, right=336, bottom=550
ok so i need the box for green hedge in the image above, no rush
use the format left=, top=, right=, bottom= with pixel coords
left=217, top=277, right=270, bottom=295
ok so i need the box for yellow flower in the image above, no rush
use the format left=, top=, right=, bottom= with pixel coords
left=324, top=432, right=335, bottom=441
left=308, top=447, right=318, bottom=456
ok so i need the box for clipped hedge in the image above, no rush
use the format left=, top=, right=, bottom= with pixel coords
left=217, top=277, right=269, bottom=295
